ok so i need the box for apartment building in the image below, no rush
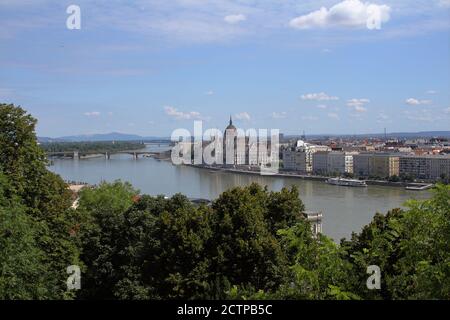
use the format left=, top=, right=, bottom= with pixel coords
left=283, top=150, right=307, bottom=173
left=369, top=155, right=400, bottom=178
left=282, top=140, right=330, bottom=173
left=353, top=153, right=400, bottom=178
left=400, top=155, right=450, bottom=180
left=353, top=153, right=371, bottom=177
left=312, top=151, right=346, bottom=175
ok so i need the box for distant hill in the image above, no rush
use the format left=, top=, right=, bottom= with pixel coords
left=284, top=131, right=450, bottom=140
left=39, top=130, right=450, bottom=143
left=384, top=131, right=450, bottom=138
left=38, top=132, right=169, bottom=142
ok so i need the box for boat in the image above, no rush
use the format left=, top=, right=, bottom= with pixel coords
left=326, top=177, right=367, bottom=187
left=405, top=183, right=434, bottom=191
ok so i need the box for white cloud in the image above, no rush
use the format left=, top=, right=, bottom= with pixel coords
left=224, top=14, right=246, bottom=24
left=205, top=90, right=214, bottom=95
left=164, top=106, right=203, bottom=120
left=347, top=98, right=369, bottom=112
left=289, top=0, right=391, bottom=30
left=301, top=92, right=339, bottom=101
left=444, top=107, right=450, bottom=114
left=426, top=90, right=437, bottom=94
left=235, top=112, right=251, bottom=121
left=327, top=112, right=340, bottom=120
left=316, top=104, right=327, bottom=109
left=84, top=111, right=101, bottom=117
left=272, top=112, right=287, bottom=119
left=405, top=98, right=432, bottom=106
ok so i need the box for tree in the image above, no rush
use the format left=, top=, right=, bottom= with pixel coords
left=0, top=103, right=80, bottom=299
left=208, top=184, right=293, bottom=298
left=341, top=184, right=450, bottom=299
left=76, top=181, right=139, bottom=299
left=76, top=183, right=304, bottom=299
left=0, top=172, right=49, bottom=299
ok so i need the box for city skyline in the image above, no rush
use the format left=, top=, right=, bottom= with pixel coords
left=1, top=0, right=449, bottom=137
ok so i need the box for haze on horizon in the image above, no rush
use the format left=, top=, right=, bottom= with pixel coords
left=0, top=0, right=449, bottom=137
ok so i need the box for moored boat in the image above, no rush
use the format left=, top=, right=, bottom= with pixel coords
left=326, top=177, right=367, bottom=187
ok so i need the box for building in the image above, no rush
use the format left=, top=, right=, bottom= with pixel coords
left=312, top=151, right=329, bottom=175
left=429, top=155, right=450, bottom=180
left=345, top=152, right=357, bottom=174
left=312, top=151, right=346, bottom=175
left=220, top=116, right=278, bottom=168
left=353, top=153, right=371, bottom=177
left=283, top=149, right=307, bottom=173
left=282, top=140, right=330, bottom=173
left=353, top=153, right=400, bottom=178
left=400, top=155, right=450, bottom=180
left=369, top=155, right=399, bottom=178
left=296, top=140, right=331, bottom=173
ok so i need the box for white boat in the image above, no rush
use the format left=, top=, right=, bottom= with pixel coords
left=326, top=177, right=367, bottom=187
left=405, top=183, right=434, bottom=191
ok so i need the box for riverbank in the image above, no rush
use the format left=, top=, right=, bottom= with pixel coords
left=184, top=164, right=433, bottom=189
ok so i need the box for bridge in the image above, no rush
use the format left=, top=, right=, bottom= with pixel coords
left=46, top=150, right=169, bottom=160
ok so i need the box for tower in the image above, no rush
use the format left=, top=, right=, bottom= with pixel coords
left=224, top=116, right=237, bottom=166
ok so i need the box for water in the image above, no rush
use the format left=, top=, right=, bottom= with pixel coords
left=49, top=144, right=431, bottom=241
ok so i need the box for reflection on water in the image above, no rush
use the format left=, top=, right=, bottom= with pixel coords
left=49, top=147, right=431, bottom=241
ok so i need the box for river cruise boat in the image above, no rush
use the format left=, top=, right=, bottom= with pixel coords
left=326, top=177, right=367, bottom=187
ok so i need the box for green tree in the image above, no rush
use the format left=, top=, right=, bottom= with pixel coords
left=76, top=183, right=304, bottom=299
left=0, top=103, right=80, bottom=299
left=0, top=172, right=49, bottom=299
left=341, top=184, right=450, bottom=299
left=208, top=184, right=292, bottom=298
left=76, top=181, right=139, bottom=299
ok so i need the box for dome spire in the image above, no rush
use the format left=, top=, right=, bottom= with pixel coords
left=229, top=115, right=233, bottom=126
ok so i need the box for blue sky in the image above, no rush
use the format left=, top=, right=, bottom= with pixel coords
left=0, top=0, right=449, bottom=137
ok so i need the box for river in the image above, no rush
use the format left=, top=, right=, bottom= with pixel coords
left=48, top=144, right=431, bottom=241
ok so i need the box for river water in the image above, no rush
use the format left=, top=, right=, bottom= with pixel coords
left=48, top=144, right=431, bottom=241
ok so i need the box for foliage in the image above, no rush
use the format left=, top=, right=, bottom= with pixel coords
left=341, top=184, right=450, bottom=300
left=76, top=183, right=304, bottom=299
left=0, top=172, right=49, bottom=299
left=0, top=103, right=80, bottom=299
left=41, top=141, right=145, bottom=154
left=1, top=103, right=448, bottom=301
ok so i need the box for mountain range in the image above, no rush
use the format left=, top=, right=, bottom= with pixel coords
left=38, top=132, right=170, bottom=143
left=38, top=131, right=450, bottom=143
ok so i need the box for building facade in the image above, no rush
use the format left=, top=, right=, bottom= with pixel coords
left=400, top=155, right=450, bottom=180
left=312, top=151, right=347, bottom=175
left=283, top=150, right=307, bottom=173
left=353, top=153, right=400, bottom=178
left=282, top=140, right=330, bottom=173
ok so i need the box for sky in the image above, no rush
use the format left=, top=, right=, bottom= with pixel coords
left=0, top=0, right=449, bottom=137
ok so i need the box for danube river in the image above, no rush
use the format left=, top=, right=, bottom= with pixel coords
left=49, top=146, right=431, bottom=241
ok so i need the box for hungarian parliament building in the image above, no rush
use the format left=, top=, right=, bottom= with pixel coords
left=175, top=117, right=280, bottom=169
